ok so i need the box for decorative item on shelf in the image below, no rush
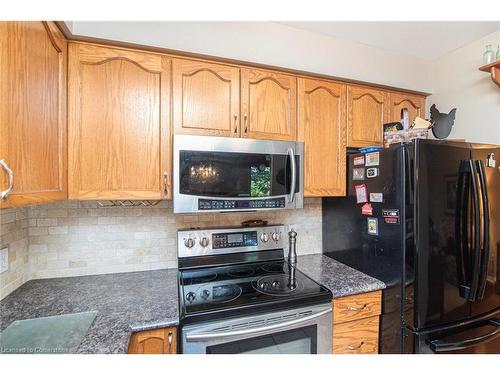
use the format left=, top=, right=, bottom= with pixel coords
left=96, top=200, right=160, bottom=207
left=483, top=45, right=495, bottom=65
left=430, top=104, right=457, bottom=139
left=383, top=117, right=430, bottom=147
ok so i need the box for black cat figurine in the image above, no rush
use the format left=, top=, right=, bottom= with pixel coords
left=430, top=104, right=457, bottom=139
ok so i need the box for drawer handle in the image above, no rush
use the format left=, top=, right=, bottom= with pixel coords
left=243, top=114, right=248, bottom=134
left=163, top=171, right=169, bottom=194
left=345, top=304, right=367, bottom=312
left=234, top=115, right=238, bottom=134
left=168, top=331, right=173, bottom=345
left=345, top=341, right=364, bottom=350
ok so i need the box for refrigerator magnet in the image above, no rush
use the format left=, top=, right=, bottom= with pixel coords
left=367, top=217, right=379, bottom=235
left=365, top=152, right=380, bottom=166
left=382, top=209, right=400, bottom=224
left=366, top=167, right=379, bottom=178
left=369, top=192, right=383, bottom=203
left=353, top=168, right=365, bottom=180
left=361, top=203, right=373, bottom=216
left=355, top=184, right=368, bottom=203
left=354, top=156, right=365, bottom=166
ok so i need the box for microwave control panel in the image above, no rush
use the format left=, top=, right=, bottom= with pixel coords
left=198, top=198, right=286, bottom=211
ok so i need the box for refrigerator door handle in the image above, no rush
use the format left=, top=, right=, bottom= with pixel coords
left=455, top=162, right=468, bottom=297
left=428, top=318, right=500, bottom=353
left=468, top=160, right=481, bottom=301
left=475, top=160, right=490, bottom=300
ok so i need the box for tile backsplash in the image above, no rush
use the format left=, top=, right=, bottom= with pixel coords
left=0, top=207, right=29, bottom=300
left=1, top=198, right=322, bottom=299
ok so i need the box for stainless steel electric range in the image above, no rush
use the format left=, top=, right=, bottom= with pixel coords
left=177, top=225, right=333, bottom=354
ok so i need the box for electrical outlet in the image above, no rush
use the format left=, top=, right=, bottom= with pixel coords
left=0, top=248, right=8, bottom=273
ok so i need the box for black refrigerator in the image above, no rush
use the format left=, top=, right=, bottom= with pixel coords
left=323, top=139, right=500, bottom=353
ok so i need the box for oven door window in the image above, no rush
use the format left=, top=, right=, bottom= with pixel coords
left=179, top=151, right=292, bottom=198
left=206, top=325, right=317, bottom=354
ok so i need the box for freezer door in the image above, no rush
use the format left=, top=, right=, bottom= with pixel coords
left=404, top=311, right=500, bottom=354
left=470, top=145, right=500, bottom=318
left=413, top=140, right=472, bottom=329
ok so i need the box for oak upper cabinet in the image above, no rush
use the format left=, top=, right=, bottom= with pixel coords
left=68, top=43, right=171, bottom=200
left=241, top=68, right=297, bottom=141
left=298, top=78, right=347, bottom=197
left=347, top=86, right=389, bottom=148
left=389, top=92, right=426, bottom=126
left=128, top=327, right=177, bottom=354
left=172, top=59, right=240, bottom=137
left=0, top=21, right=67, bottom=208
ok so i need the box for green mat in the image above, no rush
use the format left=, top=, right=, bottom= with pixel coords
left=0, top=311, right=97, bottom=354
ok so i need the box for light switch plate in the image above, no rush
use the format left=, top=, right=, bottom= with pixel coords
left=0, top=247, right=8, bottom=273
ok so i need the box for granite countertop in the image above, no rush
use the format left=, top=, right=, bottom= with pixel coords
left=0, top=255, right=385, bottom=354
left=296, top=254, right=386, bottom=298
left=0, top=269, right=179, bottom=354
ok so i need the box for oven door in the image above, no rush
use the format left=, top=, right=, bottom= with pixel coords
left=173, top=135, right=303, bottom=213
left=181, top=304, right=332, bottom=354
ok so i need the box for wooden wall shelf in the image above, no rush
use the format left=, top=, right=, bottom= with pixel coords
left=479, top=60, right=500, bottom=87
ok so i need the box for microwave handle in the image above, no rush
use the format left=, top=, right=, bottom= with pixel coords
left=287, top=148, right=296, bottom=203
left=185, top=307, right=332, bottom=342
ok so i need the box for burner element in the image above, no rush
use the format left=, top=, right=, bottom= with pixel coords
left=185, top=272, right=218, bottom=285
left=227, top=267, right=255, bottom=279
left=253, top=274, right=303, bottom=296
left=261, top=263, right=284, bottom=273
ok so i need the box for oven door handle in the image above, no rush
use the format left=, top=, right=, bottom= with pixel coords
left=185, top=307, right=332, bottom=342
left=287, top=147, right=297, bottom=203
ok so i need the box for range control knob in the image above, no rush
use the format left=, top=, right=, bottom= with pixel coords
left=260, top=232, right=269, bottom=243
left=186, top=292, right=196, bottom=303
left=200, top=289, right=210, bottom=300
left=271, top=232, right=281, bottom=242
left=199, top=237, right=210, bottom=248
left=184, top=237, right=195, bottom=248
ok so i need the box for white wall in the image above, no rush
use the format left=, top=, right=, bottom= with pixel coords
left=427, top=30, right=500, bottom=145
left=70, top=21, right=432, bottom=93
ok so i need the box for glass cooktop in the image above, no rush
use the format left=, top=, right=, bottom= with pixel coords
left=179, top=261, right=332, bottom=320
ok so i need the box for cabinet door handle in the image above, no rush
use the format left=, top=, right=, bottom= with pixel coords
left=243, top=114, right=248, bottom=134
left=345, top=304, right=367, bottom=312
left=234, top=115, right=238, bottom=134
left=163, top=172, right=169, bottom=195
left=0, top=159, right=14, bottom=200
left=168, top=331, right=173, bottom=345
left=345, top=341, right=364, bottom=350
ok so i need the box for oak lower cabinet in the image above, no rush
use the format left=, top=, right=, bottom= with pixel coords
left=241, top=68, right=297, bottom=141
left=347, top=86, right=389, bottom=148
left=128, top=327, right=177, bottom=354
left=172, top=58, right=241, bottom=137
left=68, top=43, right=172, bottom=200
left=0, top=21, right=67, bottom=208
left=332, top=290, right=382, bottom=354
left=298, top=78, right=347, bottom=197
left=389, top=92, right=426, bottom=127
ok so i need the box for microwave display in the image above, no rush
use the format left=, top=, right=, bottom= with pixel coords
left=179, top=151, right=294, bottom=198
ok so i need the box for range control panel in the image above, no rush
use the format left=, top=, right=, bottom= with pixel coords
left=177, top=225, right=285, bottom=258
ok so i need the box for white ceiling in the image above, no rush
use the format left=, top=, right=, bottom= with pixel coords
left=279, top=22, right=500, bottom=61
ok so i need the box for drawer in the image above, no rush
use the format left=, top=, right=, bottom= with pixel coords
left=333, top=315, right=379, bottom=354
left=333, top=290, right=381, bottom=323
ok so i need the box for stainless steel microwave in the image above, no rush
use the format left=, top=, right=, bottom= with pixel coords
left=173, top=135, right=304, bottom=213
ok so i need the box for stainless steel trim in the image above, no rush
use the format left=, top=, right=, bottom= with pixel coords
left=0, top=159, right=14, bottom=200
left=287, top=147, right=296, bottom=203
left=185, top=307, right=332, bottom=342
left=177, top=225, right=285, bottom=258
left=173, top=134, right=304, bottom=213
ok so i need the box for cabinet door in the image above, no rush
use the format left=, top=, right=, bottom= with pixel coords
left=389, top=92, right=426, bottom=126
left=68, top=43, right=171, bottom=200
left=347, top=86, right=389, bottom=147
left=0, top=21, right=67, bottom=208
left=298, top=78, right=346, bottom=197
left=128, top=327, right=177, bottom=354
left=241, top=68, right=297, bottom=141
left=173, top=59, right=240, bottom=137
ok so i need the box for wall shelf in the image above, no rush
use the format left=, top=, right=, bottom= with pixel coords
left=479, top=60, right=500, bottom=87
